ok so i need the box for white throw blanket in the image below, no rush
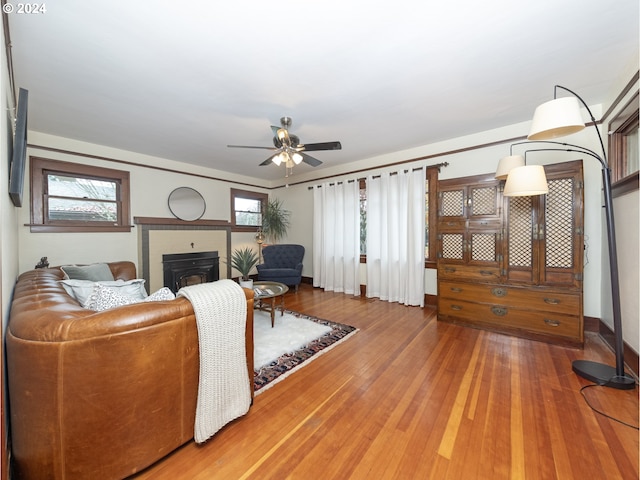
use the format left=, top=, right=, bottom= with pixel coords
left=177, top=280, right=251, bottom=443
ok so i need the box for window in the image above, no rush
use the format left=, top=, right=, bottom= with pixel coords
left=230, top=188, right=268, bottom=231
left=359, top=179, right=367, bottom=256
left=30, top=157, right=131, bottom=232
left=609, top=92, right=639, bottom=195
left=358, top=166, right=438, bottom=266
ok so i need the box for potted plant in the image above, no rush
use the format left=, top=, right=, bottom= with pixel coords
left=230, top=247, right=259, bottom=288
left=262, top=198, right=291, bottom=244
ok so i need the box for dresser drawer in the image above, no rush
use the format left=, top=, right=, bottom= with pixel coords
left=439, top=281, right=581, bottom=315
left=438, top=298, right=582, bottom=341
left=438, top=264, right=501, bottom=282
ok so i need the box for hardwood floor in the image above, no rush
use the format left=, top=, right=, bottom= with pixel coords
left=131, top=285, right=639, bottom=480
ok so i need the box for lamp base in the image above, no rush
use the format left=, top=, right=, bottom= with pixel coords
left=572, top=360, right=636, bottom=390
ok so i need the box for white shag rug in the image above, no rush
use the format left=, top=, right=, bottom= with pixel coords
left=253, top=309, right=332, bottom=370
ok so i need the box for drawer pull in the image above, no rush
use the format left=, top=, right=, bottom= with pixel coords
left=491, top=306, right=507, bottom=316
left=445, top=267, right=456, bottom=273
left=450, top=287, right=463, bottom=293
left=544, top=298, right=560, bottom=305
left=491, top=287, right=507, bottom=297
left=479, top=270, right=494, bottom=276
left=451, top=304, right=463, bottom=311
left=544, top=318, right=561, bottom=327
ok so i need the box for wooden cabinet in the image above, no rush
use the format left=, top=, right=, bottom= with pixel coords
left=437, top=161, right=584, bottom=346
left=437, top=174, right=502, bottom=282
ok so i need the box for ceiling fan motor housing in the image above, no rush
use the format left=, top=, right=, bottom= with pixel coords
left=280, top=116, right=293, bottom=129
left=273, top=133, right=300, bottom=148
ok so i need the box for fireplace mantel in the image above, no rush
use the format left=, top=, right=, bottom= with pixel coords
left=135, top=217, right=231, bottom=292
left=134, top=216, right=231, bottom=227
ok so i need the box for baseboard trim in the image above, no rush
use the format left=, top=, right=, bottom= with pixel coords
left=583, top=315, right=600, bottom=332
left=595, top=320, right=639, bottom=379
left=301, top=278, right=437, bottom=307
left=425, top=293, right=437, bottom=306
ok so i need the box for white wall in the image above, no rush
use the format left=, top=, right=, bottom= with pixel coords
left=18, top=132, right=270, bottom=273
left=1, top=19, right=21, bottom=326
left=2, top=17, right=22, bottom=477
left=612, top=189, right=639, bottom=353
left=599, top=66, right=640, bottom=354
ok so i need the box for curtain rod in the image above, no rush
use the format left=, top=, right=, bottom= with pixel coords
left=308, top=161, right=448, bottom=189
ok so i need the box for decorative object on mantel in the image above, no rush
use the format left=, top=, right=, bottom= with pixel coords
left=496, top=84, right=635, bottom=390
left=262, top=198, right=291, bottom=244
left=255, top=227, right=265, bottom=263
left=35, top=257, right=49, bottom=269
left=230, top=247, right=260, bottom=288
left=168, top=187, right=206, bottom=221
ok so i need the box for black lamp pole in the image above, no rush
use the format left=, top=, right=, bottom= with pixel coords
left=522, top=86, right=635, bottom=389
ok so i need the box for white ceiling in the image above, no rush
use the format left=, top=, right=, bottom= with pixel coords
left=6, top=0, right=639, bottom=184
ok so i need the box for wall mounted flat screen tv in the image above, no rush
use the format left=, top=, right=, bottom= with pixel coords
left=9, top=87, right=28, bottom=207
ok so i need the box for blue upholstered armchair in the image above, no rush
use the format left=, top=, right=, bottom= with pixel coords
left=257, top=244, right=305, bottom=291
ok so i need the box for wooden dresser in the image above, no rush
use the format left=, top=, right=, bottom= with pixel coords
left=436, top=160, right=584, bottom=347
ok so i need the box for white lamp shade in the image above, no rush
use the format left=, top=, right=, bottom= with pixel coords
left=528, top=96, right=585, bottom=140
left=291, top=152, right=303, bottom=164
left=503, top=165, right=548, bottom=196
left=495, top=155, right=525, bottom=180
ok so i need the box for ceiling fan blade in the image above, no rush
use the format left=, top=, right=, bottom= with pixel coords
left=227, top=144, right=277, bottom=150
left=299, top=141, right=342, bottom=151
left=259, top=156, right=275, bottom=166
left=299, top=152, right=323, bottom=167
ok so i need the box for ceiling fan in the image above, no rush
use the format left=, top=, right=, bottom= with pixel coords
left=227, top=117, right=342, bottom=175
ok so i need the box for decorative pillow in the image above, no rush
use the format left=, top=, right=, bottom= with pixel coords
left=60, top=263, right=115, bottom=281
left=85, top=285, right=139, bottom=311
left=145, top=287, right=175, bottom=302
left=85, top=285, right=176, bottom=311
left=60, top=279, right=147, bottom=305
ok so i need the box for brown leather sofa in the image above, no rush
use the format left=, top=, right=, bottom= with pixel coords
left=6, top=261, right=254, bottom=480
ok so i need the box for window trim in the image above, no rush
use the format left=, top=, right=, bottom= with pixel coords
left=609, top=91, right=639, bottom=195
left=230, top=188, right=268, bottom=232
left=29, top=157, right=132, bottom=233
left=425, top=166, right=438, bottom=268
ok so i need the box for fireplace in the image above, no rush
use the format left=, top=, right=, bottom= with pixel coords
left=162, top=251, right=219, bottom=293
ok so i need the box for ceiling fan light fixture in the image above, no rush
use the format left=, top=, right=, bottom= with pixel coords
left=291, top=152, right=303, bottom=164
left=272, top=152, right=285, bottom=166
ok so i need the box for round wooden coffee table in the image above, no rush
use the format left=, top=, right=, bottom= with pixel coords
left=252, top=281, right=289, bottom=327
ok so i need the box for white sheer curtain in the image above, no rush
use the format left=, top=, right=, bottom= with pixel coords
left=366, top=169, right=425, bottom=306
left=312, top=181, right=361, bottom=295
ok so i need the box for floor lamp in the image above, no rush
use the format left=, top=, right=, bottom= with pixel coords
left=496, top=85, right=635, bottom=389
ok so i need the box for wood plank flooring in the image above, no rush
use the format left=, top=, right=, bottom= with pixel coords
left=131, top=285, right=639, bottom=480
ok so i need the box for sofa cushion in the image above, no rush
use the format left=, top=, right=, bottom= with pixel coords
left=85, top=285, right=175, bottom=311
left=61, top=263, right=115, bottom=281
left=60, top=278, right=147, bottom=305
